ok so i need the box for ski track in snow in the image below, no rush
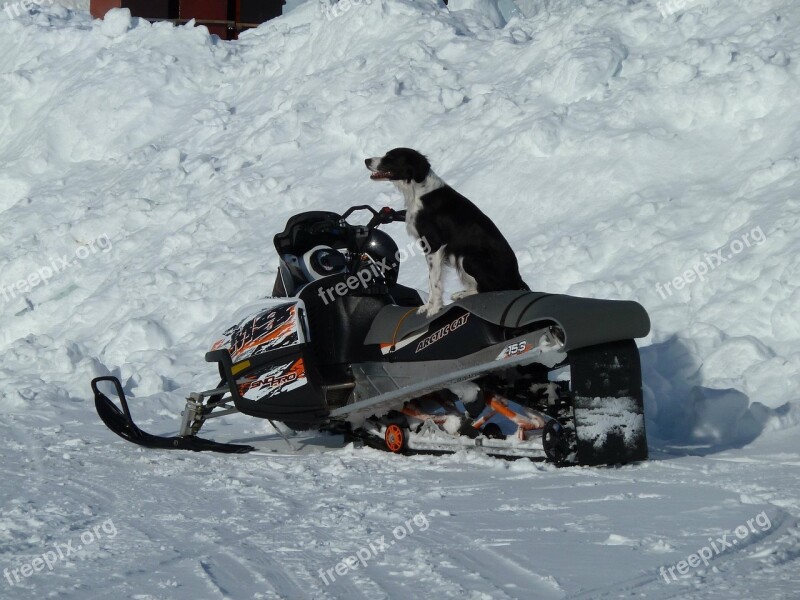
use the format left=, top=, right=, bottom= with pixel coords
left=3, top=430, right=800, bottom=598
left=1, top=0, right=800, bottom=597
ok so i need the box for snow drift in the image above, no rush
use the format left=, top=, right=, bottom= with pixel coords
left=1, top=0, right=798, bottom=450
left=2, top=0, right=800, bottom=598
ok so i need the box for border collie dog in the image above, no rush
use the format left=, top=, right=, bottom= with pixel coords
left=366, top=148, right=529, bottom=317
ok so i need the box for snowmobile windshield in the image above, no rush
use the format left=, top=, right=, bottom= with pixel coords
left=273, top=211, right=349, bottom=256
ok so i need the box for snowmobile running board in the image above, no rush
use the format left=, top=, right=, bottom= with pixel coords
left=91, top=376, right=255, bottom=454
left=362, top=419, right=549, bottom=459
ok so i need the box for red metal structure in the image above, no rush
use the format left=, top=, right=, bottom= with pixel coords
left=90, top=0, right=285, bottom=39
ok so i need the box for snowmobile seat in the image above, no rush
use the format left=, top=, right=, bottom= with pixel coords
left=388, top=283, right=424, bottom=307
left=364, top=291, right=650, bottom=352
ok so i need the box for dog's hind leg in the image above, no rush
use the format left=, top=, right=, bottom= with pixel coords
left=451, top=257, right=479, bottom=301
left=418, top=246, right=446, bottom=316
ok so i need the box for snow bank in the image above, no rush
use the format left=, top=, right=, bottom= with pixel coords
left=0, top=0, right=799, bottom=454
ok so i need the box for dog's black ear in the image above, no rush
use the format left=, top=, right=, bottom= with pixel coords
left=410, top=153, right=431, bottom=183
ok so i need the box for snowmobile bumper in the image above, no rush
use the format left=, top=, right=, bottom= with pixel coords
left=91, top=376, right=255, bottom=453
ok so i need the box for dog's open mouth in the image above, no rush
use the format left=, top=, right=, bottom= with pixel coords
left=370, top=171, right=393, bottom=180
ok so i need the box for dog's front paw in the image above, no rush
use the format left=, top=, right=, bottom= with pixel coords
left=417, top=303, right=441, bottom=318
left=451, top=290, right=478, bottom=301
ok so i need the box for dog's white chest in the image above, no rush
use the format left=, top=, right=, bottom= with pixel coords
left=405, top=202, right=421, bottom=239
left=394, top=171, right=444, bottom=241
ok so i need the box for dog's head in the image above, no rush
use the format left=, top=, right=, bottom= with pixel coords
left=365, top=148, right=431, bottom=184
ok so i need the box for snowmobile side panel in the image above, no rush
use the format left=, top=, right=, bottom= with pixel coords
left=91, top=377, right=255, bottom=453
left=331, top=328, right=567, bottom=425
left=364, top=291, right=650, bottom=352
left=568, top=340, right=648, bottom=465
left=376, top=307, right=508, bottom=362
left=297, top=276, right=389, bottom=365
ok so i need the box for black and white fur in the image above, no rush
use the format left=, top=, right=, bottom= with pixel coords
left=365, top=148, right=528, bottom=317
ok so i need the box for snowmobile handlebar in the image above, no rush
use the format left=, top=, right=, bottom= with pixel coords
left=369, top=207, right=406, bottom=228
left=341, top=205, right=406, bottom=229
left=302, top=207, right=405, bottom=244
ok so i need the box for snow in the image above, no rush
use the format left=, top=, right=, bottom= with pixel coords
left=573, top=396, right=645, bottom=450
left=1, top=0, right=800, bottom=597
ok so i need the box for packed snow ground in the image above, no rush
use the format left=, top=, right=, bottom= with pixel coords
left=1, top=0, right=799, bottom=597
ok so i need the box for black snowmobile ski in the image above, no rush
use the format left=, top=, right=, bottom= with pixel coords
left=91, top=376, right=255, bottom=453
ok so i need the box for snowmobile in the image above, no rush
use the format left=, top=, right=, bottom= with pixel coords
left=92, top=205, right=651, bottom=465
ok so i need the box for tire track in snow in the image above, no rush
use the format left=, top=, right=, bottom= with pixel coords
left=565, top=507, right=798, bottom=599
left=407, top=528, right=563, bottom=600
left=171, top=453, right=390, bottom=600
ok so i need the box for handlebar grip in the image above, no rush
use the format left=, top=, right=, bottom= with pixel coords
left=366, top=207, right=406, bottom=228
